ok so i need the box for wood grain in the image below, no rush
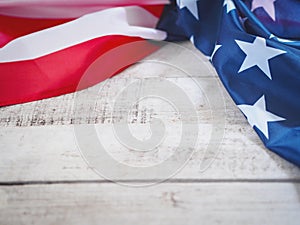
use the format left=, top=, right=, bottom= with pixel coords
left=0, top=183, right=300, bottom=225
left=0, top=123, right=299, bottom=183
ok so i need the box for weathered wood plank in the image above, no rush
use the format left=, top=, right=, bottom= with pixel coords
left=0, top=183, right=300, bottom=225
left=0, top=124, right=299, bottom=182
left=0, top=77, right=236, bottom=127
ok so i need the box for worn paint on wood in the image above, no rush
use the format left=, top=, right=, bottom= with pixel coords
left=1, top=183, right=300, bottom=225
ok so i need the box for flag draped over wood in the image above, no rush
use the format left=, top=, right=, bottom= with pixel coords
left=0, top=0, right=300, bottom=167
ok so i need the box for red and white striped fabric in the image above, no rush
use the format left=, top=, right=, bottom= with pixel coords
left=0, top=1, right=169, bottom=106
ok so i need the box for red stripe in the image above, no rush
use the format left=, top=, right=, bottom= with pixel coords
left=141, top=5, right=164, bottom=17
left=0, top=15, right=71, bottom=47
left=0, top=36, right=161, bottom=106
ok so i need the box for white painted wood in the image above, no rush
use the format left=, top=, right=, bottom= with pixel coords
left=0, top=183, right=300, bottom=225
left=0, top=124, right=299, bottom=182
left=0, top=77, right=233, bottom=126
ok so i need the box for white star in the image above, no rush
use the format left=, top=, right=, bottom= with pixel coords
left=210, top=44, right=222, bottom=61
left=235, top=37, right=286, bottom=79
left=238, top=95, right=286, bottom=139
left=177, top=0, right=199, bottom=20
left=223, top=0, right=235, bottom=13
left=252, top=0, right=276, bottom=21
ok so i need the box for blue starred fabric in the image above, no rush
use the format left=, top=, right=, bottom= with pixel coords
left=157, top=0, right=300, bottom=166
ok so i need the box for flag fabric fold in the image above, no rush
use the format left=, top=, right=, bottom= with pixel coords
left=0, top=3, right=166, bottom=106
left=0, top=0, right=299, bottom=167
left=0, top=0, right=169, bottom=18
left=157, top=0, right=300, bottom=166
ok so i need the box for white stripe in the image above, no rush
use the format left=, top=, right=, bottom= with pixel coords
left=0, top=6, right=167, bottom=63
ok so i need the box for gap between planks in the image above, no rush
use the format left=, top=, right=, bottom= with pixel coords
left=1, top=178, right=300, bottom=187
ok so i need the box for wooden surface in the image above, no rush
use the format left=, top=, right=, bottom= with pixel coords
left=0, top=41, right=300, bottom=224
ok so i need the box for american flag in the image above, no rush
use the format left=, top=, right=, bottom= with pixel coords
left=0, top=0, right=299, bottom=166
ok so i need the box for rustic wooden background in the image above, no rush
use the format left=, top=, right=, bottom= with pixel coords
left=0, top=42, right=299, bottom=225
